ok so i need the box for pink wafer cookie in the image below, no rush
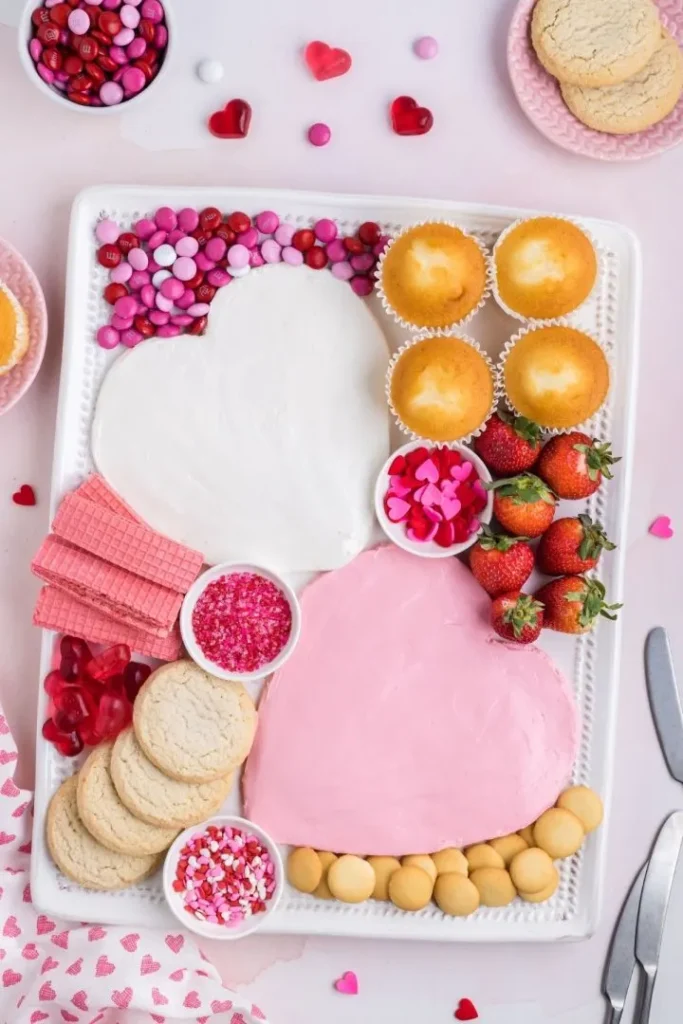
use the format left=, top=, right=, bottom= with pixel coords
left=31, top=536, right=180, bottom=636
left=73, top=473, right=144, bottom=522
left=52, top=492, right=203, bottom=593
left=33, top=587, right=183, bottom=661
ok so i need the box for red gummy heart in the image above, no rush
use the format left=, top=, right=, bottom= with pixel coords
left=405, top=446, right=430, bottom=467
left=391, top=96, right=434, bottom=136
left=12, top=484, right=36, bottom=507
left=305, top=40, right=352, bottom=81
left=388, top=454, right=407, bottom=476
left=208, top=99, right=252, bottom=139
left=454, top=999, right=478, bottom=1021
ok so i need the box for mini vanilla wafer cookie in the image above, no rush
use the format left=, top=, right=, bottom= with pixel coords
left=134, top=660, right=257, bottom=783
left=47, top=776, right=159, bottom=891
left=531, top=0, right=661, bottom=87
left=561, top=32, right=683, bottom=135
left=77, top=743, right=179, bottom=856
left=111, top=727, right=234, bottom=829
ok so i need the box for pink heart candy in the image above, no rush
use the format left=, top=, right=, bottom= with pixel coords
left=473, top=479, right=487, bottom=498
left=420, top=482, right=443, bottom=507
left=388, top=475, right=412, bottom=498
left=441, top=497, right=462, bottom=521
left=334, top=971, right=359, bottom=995
left=649, top=515, right=674, bottom=539
left=451, top=461, right=473, bottom=482
left=423, top=506, right=443, bottom=524
left=415, top=458, right=439, bottom=483
left=387, top=496, right=411, bottom=522
left=440, top=479, right=460, bottom=499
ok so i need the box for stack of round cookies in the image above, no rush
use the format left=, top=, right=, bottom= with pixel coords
left=46, top=660, right=257, bottom=891
left=532, top=0, right=683, bottom=134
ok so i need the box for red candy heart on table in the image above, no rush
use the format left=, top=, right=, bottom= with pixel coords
left=208, top=99, right=252, bottom=139
left=454, top=998, right=479, bottom=1021
left=12, top=484, right=36, bottom=506
left=305, top=40, right=352, bottom=81
left=390, top=95, right=434, bottom=136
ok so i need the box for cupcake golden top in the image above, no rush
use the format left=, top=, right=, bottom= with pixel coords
left=389, top=335, right=495, bottom=442
left=494, top=218, right=597, bottom=321
left=380, top=223, right=488, bottom=329
left=502, top=326, right=609, bottom=430
left=0, top=281, right=28, bottom=376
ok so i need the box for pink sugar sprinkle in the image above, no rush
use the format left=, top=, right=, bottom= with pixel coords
left=192, top=571, right=292, bottom=673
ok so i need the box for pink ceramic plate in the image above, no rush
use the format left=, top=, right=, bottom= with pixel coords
left=0, top=237, right=47, bottom=415
left=508, top=0, right=683, bottom=161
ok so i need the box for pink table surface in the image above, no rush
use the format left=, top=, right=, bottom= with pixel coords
left=1, top=1, right=683, bottom=1021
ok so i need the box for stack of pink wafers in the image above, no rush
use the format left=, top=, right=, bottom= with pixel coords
left=32, top=475, right=204, bottom=660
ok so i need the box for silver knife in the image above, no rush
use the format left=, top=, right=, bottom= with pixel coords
left=645, top=628, right=683, bottom=782
left=634, top=811, right=683, bottom=1024
left=603, top=864, right=646, bottom=1024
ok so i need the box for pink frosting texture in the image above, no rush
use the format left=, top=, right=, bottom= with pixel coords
left=243, top=545, right=579, bottom=855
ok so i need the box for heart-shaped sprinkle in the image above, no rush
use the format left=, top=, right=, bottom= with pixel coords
left=423, top=505, right=442, bottom=524
left=305, top=41, right=352, bottom=81
left=390, top=95, right=434, bottom=136
left=334, top=970, right=359, bottom=995
left=407, top=522, right=438, bottom=543
left=419, top=482, right=443, bottom=507
left=454, top=998, right=478, bottom=1020
left=649, top=515, right=674, bottom=539
left=441, top=496, right=463, bottom=521
left=388, top=476, right=412, bottom=498
left=415, top=457, right=439, bottom=483
left=387, top=496, right=411, bottom=522
left=208, top=99, right=252, bottom=139
left=388, top=454, right=407, bottom=476
left=451, top=461, right=473, bottom=482
left=12, top=484, right=36, bottom=506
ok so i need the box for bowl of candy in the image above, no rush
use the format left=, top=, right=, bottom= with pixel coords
left=19, top=0, right=172, bottom=113
left=41, top=635, right=152, bottom=757
left=163, top=815, right=284, bottom=939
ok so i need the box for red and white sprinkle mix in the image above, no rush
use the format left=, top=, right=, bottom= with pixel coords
left=192, top=572, right=292, bottom=674
left=173, top=824, right=277, bottom=926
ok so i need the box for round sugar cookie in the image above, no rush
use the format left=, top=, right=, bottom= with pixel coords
left=518, top=825, right=536, bottom=847
left=287, top=847, right=322, bottom=894
left=509, top=847, right=555, bottom=894
left=556, top=785, right=604, bottom=833
left=434, top=873, right=480, bottom=916
left=134, top=660, right=257, bottom=783
left=465, top=843, right=505, bottom=871
left=367, top=856, right=401, bottom=900
left=313, top=851, right=338, bottom=899
left=431, top=848, right=468, bottom=876
left=402, top=854, right=437, bottom=883
left=111, top=727, right=234, bottom=829
left=470, top=867, right=516, bottom=907
left=489, top=834, right=529, bottom=866
left=77, top=743, right=179, bottom=856
left=561, top=32, right=683, bottom=135
left=531, top=0, right=661, bottom=87
left=47, top=776, right=159, bottom=891
left=388, top=865, right=434, bottom=911
left=519, top=866, right=560, bottom=903
left=328, top=855, right=376, bottom=903
left=534, top=808, right=584, bottom=858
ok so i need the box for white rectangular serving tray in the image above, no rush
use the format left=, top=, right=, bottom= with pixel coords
left=32, top=186, right=641, bottom=942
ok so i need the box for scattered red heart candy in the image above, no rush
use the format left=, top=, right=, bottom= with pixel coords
left=454, top=998, right=478, bottom=1021
left=208, top=99, right=252, bottom=139
left=304, top=40, right=352, bottom=81
left=390, top=95, right=434, bottom=136
left=12, top=484, right=36, bottom=507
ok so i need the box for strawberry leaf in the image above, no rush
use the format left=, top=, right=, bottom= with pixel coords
left=477, top=525, right=530, bottom=552
left=577, top=514, right=617, bottom=562
left=488, top=474, right=555, bottom=506
left=574, top=441, right=621, bottom=482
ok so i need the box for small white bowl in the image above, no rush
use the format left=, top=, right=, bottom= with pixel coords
left=18, top=0, right=174, bottom=115
left=180, top=562, right=302, bottom=682
left=374, top=440, right=493, bottom=559
left=163, top=815, right=284, bottom=940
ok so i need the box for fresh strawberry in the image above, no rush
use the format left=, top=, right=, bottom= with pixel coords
left=489, top=474, right=556, bottom=537
left=536, top=433, right=620, bottom=499
left=469, top=526, right=535, bottom=597
left=537, top=514, right=616, bottom=576
left=491, top=591, right=544, bottom=644
left=535, top=576, right=621, bottom=634
left=474, top=411, right=543, bottom=475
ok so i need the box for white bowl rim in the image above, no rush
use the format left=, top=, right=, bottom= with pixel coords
left=162, top=814, right=284, bottom=940
left=180, top=561, right=302, bottom=682
left=18, top=0, right=174, bottom=115
left=374, top=439, right=493, bottom=559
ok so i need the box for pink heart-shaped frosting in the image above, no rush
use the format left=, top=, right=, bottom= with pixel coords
left=649, top=515, right=674, bottom=539
left=451, top=461, right=473, bottom=482
left=415, top=458, right=439, bottom=483
left=386, top=496, right=411, bottom=522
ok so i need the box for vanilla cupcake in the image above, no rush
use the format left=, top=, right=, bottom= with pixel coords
left=0, top=281, right=29, bottom=376
left=493, top=217, right=598, bottom=322
left=377, top=222, right=490, bottom=329
left=387, top=333, right=497, bottom=442
left=500, top=324, right=609, bottom=431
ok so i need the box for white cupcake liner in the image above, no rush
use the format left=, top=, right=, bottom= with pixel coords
left=497, top=321, right=611, bottom=436
left=491, top=215, right=604, bottom=326
left=375, top=220, right=493, bottom=332
left=385, top=330, right=502, bottom=445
